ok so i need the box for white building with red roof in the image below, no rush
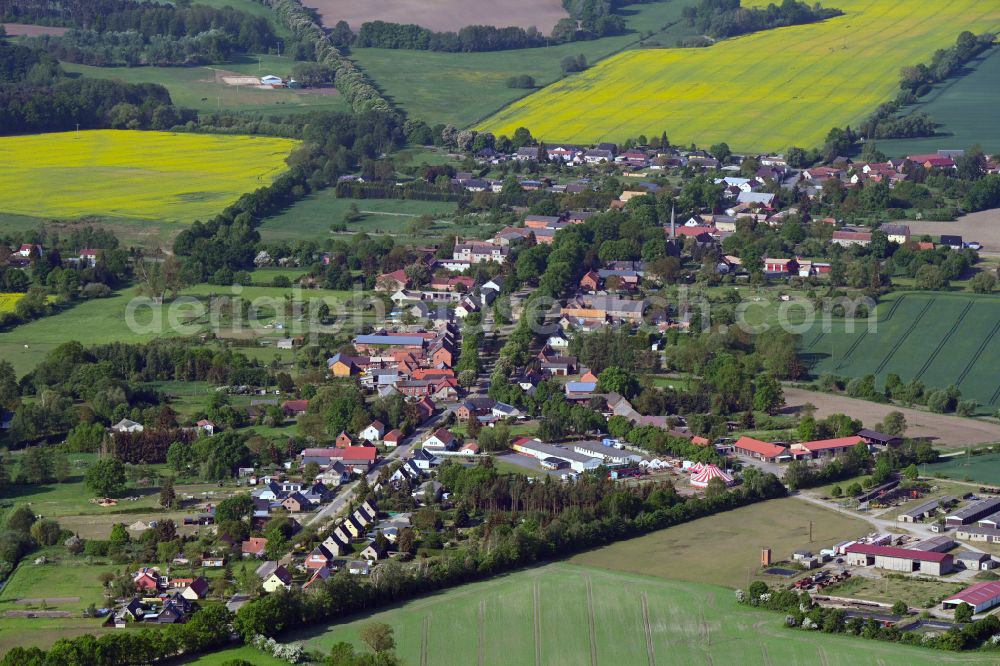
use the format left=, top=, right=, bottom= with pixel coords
left=789, top=435, right=865, bottom=460
left=942, top=581, right=1000, bottom=613
left=845, top=544, right=953, bottom=576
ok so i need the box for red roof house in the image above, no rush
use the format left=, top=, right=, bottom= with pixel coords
left=732, top=436, right=789, bottom=462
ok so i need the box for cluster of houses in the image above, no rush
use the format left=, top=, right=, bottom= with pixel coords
left=1, top=244, right=106, bottom=269
left=330, top=325, right=462, bottom=404
left=106, top=569, right=211, bottom=627
left=250, top=477, right=336, bottom=515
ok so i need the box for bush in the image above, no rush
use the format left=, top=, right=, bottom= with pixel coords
left=505, top=74, right=535, bottom=89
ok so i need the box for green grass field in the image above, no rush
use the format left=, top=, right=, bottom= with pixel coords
left=258, top=191, right=459, bottom=241
left=482, top=0, right=1000, bottom=150
left=800, top=291, right=1000, bottom=413
left=822, top=574, right=965, bottom=609
left=925, top=452, right=1000, bottom=485
left=63, top=55, right=347, bottom=117
left=570, top=497, right=868, bottom=588
left=182, top=646, right=286, bottom=665
left=879, top=47, right=1000, bottom=156
left=349, top=0, right=701, bottom=127
left=0, top=130, right=296, bottom=222
left=269, top=562, right=996, bottom=666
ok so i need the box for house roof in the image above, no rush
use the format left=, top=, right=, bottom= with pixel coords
left=797, top=435, right=864, bottom=451
left=733, top=436, right=788, bottom=458
left=845, top=544, right=951, bottom=563
left=354, top=334, right=426, bottom=346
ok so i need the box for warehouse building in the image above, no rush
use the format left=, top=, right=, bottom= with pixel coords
left=942, top=581, right=1000, bottom=614
left=897, top=497, right=952, bottom=523
left=945, top=497, right=1000, bottom=527
left=956, top=525, right=1000, bottom=544
left=844, top=544, right=954, bottom=575
left=511, top=438, right=603, bottom=473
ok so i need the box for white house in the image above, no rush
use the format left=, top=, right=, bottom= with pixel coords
left=359, top=420, right=386, bottom=443
left=423, top=428, right=457, bottom=451
left=260, top=74, right=283, bottom=86
left=546, top=334, right=569, bottom=349
left=112, top=419, right=144, bottom=434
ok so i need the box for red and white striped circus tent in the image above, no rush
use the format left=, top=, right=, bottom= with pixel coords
left=690, top=464, right=734, bottom=488
left=689, top=462, right=705, bottom=474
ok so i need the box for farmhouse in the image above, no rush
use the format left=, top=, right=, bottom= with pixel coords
left=831, top=230, right=872, bottom=247
left=732, top=436, right=789, bottom=462
left=945, top=498, right=1000, bottom=527
left=789, top=435, right=864, bottom=460
left=942, top=581, right=1000, bottom=614
left=880, top=223, right=910, bottom=244
left=844, top=544, right=953, bottom=575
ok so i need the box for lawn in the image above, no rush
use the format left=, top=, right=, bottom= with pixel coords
left=481, top=0, right=1000, bottom=150
left=879, top=47, right=1000, bottom=157
left=62, top=55, right=346, bottom=117
left=258, top=191, right=459, bottom=242
left=799, top=291, right=1000, bottom=413
left=570, top=497, right=869, bottom=588
left=0, top=558, right=114, bottom=610
left=349, top=0, right=702, bottom=127
left=182, top=646, right=286, bottom=665
left=268, top=562, right=997, bottom=666
left=0, top=130, right=296, bottom=222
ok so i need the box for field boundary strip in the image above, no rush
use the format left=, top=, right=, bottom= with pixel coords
left=954, top=317, right=1000, bottom=386
left=586, top=577, right=598, bottom=666
left=533, top=580, right=542, bottom=666
left=871, top=296, right=936, bottom=376
left=913, top=298, right=974, bottom=381
left=640, top=591, right=656, bottom=666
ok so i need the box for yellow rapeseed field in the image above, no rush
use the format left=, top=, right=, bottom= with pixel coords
left=0, top=294, right=25, bottom=314
left=0, top=130, right=298, bottom=222
left=482, top=0, right=1000, bottom=151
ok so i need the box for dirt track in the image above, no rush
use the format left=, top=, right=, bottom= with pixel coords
left=782, top=387, right=1000, bottom=448
left=900, top=208, right=1000, bottom=252
left=312, top=0, right=568, bottom=33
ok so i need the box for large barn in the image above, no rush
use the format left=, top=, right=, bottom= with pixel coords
left=844, top=544, right=954, bottom=576
left=943, top=581, right=1000, bottom=613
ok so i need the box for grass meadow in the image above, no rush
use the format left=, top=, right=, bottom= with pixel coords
left=800, top=291, right=1000, bottom=413
left=0, top=130, right=296, bottom=222
left=266, top=562, right=997, bottom=666
left=349, top=0, right=702, bottom=127
left=63, top=55, right=347, bottom=117
left=482, top=0, right=1000, bottom=150
left=258, top=191, right=459, bottom=241
left=924, top=452, right=1000, bottom=485
left=879, top=47, right=1000, bottom=157
left=570, top=497, right=868, bottom=588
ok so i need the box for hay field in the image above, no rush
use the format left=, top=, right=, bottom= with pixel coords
left=281, top=562, right=996, bottom=666
left=482, top=0, right=1000, bottom=151
left=0, top=130, right=297, bottom=222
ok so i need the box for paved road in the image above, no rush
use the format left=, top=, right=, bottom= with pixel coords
left=305, top=410, right=450, bottom=529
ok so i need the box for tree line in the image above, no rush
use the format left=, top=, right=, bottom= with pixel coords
left=260, top=0, right=396, bottom=115
left=682, top=0, right=843, bottom=40
left=348, top=15, right=626, bottom=53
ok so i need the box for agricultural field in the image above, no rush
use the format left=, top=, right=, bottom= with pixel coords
left=258, top=191, right=460, bottom=242
left=925, top=452, right=1000, bottom=485
left=482, top=0, right=1000, bottom=151
left=0, top=293, right=24, bottom=314
left=879, top=47, right=1000, bottom=157
left=62, top=55, right=347, bottom=117
left=0, top=130, right=296, bottom=223
left=277, top=562, right=997, bottom=666
left=349, top=0, right=702, bottom=127
left=800, top=291, right=1000, bottom=414
left=570, top=497, right=868, bottom=589
left=314, top=0, right=568, bottom=32
left=781, top=388, right=1000, bottom=448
